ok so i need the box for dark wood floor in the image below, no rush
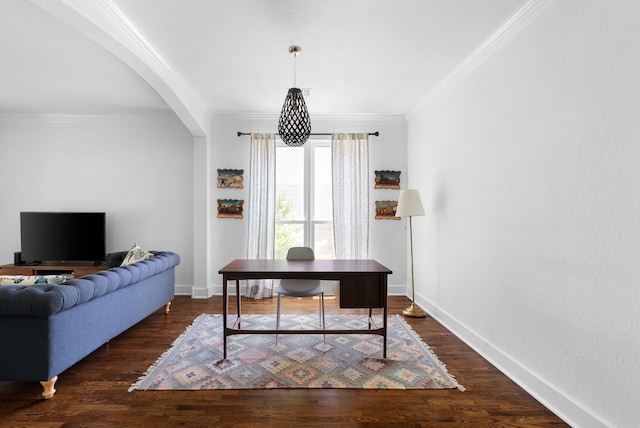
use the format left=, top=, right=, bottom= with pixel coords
left=0, top=295, right=568, bottom=427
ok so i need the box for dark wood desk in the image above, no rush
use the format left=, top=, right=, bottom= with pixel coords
left=219, top=259, right=393, bottom=359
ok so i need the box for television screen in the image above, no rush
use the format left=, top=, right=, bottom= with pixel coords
left=20, top=212, right=106, bottom=263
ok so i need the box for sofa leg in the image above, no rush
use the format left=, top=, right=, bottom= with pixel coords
left=164, top=302, right=171, bottom=313
left=40, top=376, right=58, bottom=399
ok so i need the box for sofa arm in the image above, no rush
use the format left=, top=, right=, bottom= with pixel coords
left=0, top=283, right=82, bottom=317
left=0, top=251, right=180, bottom=317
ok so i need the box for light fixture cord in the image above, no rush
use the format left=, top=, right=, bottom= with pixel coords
left=293, top=53, right=297, bottom=87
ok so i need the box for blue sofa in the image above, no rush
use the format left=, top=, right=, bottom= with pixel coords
left=0, top=250, right=180, bottom=398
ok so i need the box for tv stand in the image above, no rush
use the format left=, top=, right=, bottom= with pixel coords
left=0, top=261, right=107, bottom=279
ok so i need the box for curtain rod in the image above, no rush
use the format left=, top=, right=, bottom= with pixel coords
left=236, top=131, right=379, bottom=137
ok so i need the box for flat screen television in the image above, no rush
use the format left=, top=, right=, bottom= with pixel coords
left=20, top=212, right=106, bottom=264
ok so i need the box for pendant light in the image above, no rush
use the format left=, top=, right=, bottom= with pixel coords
left=278, top=46, right=311, bottom=147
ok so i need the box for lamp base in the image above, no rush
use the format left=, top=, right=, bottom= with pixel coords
left=402, top=302, right=426, bottom=318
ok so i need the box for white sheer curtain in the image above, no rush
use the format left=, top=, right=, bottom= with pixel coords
left=332, top=133, right=369, bottom=259
left=245, top=133, right=276, bottom=299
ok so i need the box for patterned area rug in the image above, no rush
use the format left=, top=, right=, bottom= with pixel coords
left=129, top=314, right=463, bottom=391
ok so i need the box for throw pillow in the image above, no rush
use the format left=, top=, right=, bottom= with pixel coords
left=0, top=275, right=67, bottom=286
left=121, top=243, right=154, bottom=266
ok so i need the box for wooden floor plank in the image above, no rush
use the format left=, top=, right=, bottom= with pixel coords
left=0, top=295, right=568, bottom=427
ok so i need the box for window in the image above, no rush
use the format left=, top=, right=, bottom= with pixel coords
left=275, top=139, right=334, bottom=259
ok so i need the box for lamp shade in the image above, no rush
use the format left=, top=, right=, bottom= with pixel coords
left=278, top=87, right=311, bottom=147
left=396, top=189, right=425, bottom=217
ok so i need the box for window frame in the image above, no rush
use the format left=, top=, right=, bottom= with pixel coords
left=275, top=137, right=333, bottom=258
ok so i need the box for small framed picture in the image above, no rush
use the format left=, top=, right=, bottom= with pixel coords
left=375, top=200, right=400, bottom=220
left=217, top=169, right=244, bottom=188
left=374, top=170, right=401, bottom=189
left=217, top=199, right=244, bottom=219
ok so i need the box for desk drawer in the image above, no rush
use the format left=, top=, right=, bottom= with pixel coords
left=339, top=275, right=384, bottom=308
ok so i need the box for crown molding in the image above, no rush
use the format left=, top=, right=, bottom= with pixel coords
left=212, top=113, right=406, bottom=122
left=0, top=112, right=177, bottom=123
left=408, top=0, right=556, bottom=118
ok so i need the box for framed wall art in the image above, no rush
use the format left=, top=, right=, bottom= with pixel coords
left=374, top=170, right=401, bottom=189
left=217, top=169, right=244, bottom=188
left=375, top=200, right=400, bottom=220
left=217, top=199, right=244, bottom=219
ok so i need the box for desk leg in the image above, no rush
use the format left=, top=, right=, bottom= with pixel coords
left=222, top=274, right=228, bottom=360
left=382, top=274, right=388, bottom=359
left=383, top=305, right=387, bottom=358
left=236, top=279, right=241, bottom=328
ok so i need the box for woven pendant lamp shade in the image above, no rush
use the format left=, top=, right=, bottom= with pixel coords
left=278, top=88, right=311, bottom=147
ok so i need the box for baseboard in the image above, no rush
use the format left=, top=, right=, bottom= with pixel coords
left=190, top=283, right=215, bottom=299
left=414, top=295, right=610, bottom=428
left=174, top=283, right=194, bottom=296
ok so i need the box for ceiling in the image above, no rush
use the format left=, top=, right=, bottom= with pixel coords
left=0, top=0, right=525, bottom=128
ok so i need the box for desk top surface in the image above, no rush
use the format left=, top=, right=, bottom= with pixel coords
left=219, top=259, right=392, bottom=275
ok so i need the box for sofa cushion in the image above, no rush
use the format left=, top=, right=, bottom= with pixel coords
left=0, top=275, right=67, bottom=286
left=121, top=243, right=154, bottom=266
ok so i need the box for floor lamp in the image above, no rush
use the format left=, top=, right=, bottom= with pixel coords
left=396, top=189, right=427, bottom=318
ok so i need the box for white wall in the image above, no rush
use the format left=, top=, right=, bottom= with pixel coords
left=406, top=1, right=640, bottom=427
left=200, top=114, right=408, bottom=297
left=0, top=113, right=194, bottom=288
